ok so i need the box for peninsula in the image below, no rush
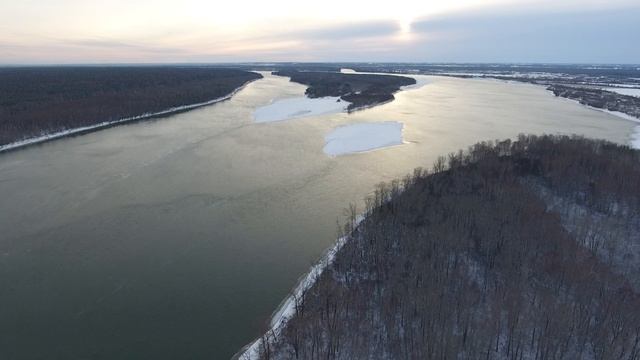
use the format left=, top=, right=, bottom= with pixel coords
left=243, top=135, right=640, bottom=360
left=272, top=70, right=416, bottom=111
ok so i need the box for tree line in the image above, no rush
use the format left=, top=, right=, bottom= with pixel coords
left=0, top=67, right=262, bottom=146
left=273, top=70, right=415, bottom=111
left=254, top=134, right=640, bottom=360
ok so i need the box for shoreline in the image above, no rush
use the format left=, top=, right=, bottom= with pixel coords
left=0, top=78, right=259, bottom=154
left=410, top=73, right=640, bottom=150
left=235, top=216, right=363, bottom=360
left=346, top=97, right=395, bottom=113
left=554, top=96, right=640, bottom=149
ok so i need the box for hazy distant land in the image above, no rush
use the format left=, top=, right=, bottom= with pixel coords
left=345, top=63, right=640, bottom=124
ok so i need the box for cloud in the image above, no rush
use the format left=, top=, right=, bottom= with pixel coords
left=1, top=1, right=639, bottom=63
left=65, top=38, right=190, bottom=54
left=293, top=20, right=400, bottom=41
left=405, top=5, right=640, bottom=63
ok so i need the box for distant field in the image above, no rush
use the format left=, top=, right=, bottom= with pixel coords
left=0, top=67, right=262, bottom=147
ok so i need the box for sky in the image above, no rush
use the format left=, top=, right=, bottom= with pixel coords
left=1, top=0, right=639, bottom=64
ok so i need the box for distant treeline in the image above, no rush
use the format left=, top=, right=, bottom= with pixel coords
left=254, top=135, right=640, bottom=359
left=548, top=84, right=640, bottom=119
left=273, top=70, right=415, bottom=111
left=350, top=63, right=640, bottom=80
left=0, top=67, right=262, bottom=146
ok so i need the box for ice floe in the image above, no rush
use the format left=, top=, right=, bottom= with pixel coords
left=254, top=96, right=349, bottom=123
left=323, top=122, right=404, bottom=156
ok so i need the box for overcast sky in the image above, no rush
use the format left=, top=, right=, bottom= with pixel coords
left=1, top=0, right=638, bottom=64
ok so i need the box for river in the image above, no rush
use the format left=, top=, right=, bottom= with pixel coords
left=0, top=72, right=635, bottom=359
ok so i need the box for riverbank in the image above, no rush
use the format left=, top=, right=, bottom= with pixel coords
left=235, top=214, right=364, bottom=360
left=0, top=67, right=262, bottom=150
left=554, top=95, right=640, bottom=149
left=245, top=135, right=640, bottom=359
left=0, top=77, right=259, bottom=153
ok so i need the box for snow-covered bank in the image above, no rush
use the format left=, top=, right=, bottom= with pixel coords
left=340, top=68, right=429, bottom=92
left=603, top=87, right=640, bottom=98
left=0, top=79, right=257, bottom=153
left=236, top=217, right=364, bottom=360
left=323, top=122, right=404, bottom=156
left=551, top=94, right=640, bottom=150
left=585, top=108, right=640, bottom=149
left=253, top=96, right=349, bottom=123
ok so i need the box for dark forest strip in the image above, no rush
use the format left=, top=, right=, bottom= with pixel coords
left=273, top=70, right=415, bottom=111
left=0, top=67, right=262, bottom=147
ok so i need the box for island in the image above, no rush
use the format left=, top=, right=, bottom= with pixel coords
left=0, top=67, right=262, bottom=150
left=272, top=70, right=416, bottom=111
left=241, top=135, right=640, bottom=360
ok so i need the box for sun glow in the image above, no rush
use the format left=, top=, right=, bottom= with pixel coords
left=397, top=17, right=414, bottom=42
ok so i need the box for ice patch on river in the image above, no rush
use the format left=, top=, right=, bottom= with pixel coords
left=323, top=122, right=404, bottom=156
left=254, top=96, right=349, bottom=123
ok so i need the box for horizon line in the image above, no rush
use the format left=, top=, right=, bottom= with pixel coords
left=1, top=61, right=639, bottom=67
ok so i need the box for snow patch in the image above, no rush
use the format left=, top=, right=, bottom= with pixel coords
left=632, top=126, right=640, bottom=150
left=603, top=87, right=640, bottom=98
left=340, top=68, right=356, bottom=74
left=253, top=96, right=349, bottom=123
left=323, top=122, right=404, bottom=156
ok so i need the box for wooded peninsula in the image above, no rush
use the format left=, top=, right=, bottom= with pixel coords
left=273, top=70, right=416, bottom=111
left=251, top=135, right=640, bottom=360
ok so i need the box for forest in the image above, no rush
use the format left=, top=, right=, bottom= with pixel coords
left=0, top=67, right=262, bottom=147
left=250, top=135, right=640, bottom=360
left=272, top=70, right=415, bottom=111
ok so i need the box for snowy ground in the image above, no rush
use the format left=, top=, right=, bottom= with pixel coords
left=253, top=96, right=349, bottom=123
left=238, top=235, right=349, bottom=360
left=603, top=87, right=640, bottom=97
left=632, top=128, right=640, bottom=149
left=323, top=122, right=404, bottom=156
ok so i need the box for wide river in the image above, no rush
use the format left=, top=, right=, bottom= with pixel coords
left=0, top=72, right=635, bottom=359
